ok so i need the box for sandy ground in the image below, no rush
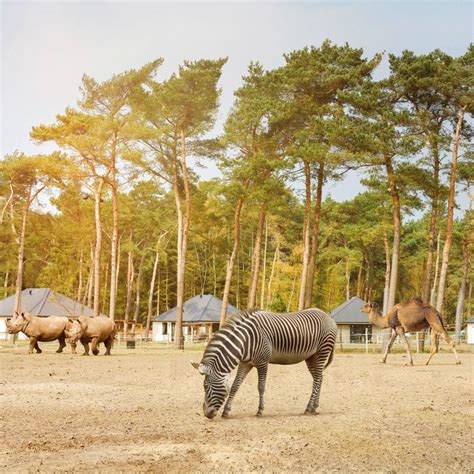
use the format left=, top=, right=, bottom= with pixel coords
left=0, top=342, right=472, bottom=473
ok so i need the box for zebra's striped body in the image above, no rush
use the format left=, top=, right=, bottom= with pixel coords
left=192, top=308, right=337, bottom=419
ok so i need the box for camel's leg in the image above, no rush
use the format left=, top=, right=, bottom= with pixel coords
left=222, top=362, right=253, bottom=418
left=426, top=311, right=461, bottom=365
left=437, top=330, right=461, bottom=365
left=56, top=334, right=66, bottom=353
left=425, top=330, right=439, bottom=365
left=396, top=328, right=413, bottom=366
left=381, top=330, right=397, bottom=363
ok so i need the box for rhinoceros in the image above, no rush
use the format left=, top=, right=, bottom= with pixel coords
left=6, top=312, right=76, bottom=354
left=64, top=316, right=115, bottom=356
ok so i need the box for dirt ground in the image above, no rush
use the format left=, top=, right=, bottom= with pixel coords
left=0, top=342, right=472, bottom=473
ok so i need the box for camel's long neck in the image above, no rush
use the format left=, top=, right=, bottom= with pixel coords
left=369, top=310, right=390, bottom=329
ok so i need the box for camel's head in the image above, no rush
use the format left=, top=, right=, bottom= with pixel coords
left=361, top=302, right=379, bottom=314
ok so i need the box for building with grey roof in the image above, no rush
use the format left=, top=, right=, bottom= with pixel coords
left=331, top=296, right=383, bottom=344
left=152, top=294, right=238, bottom=342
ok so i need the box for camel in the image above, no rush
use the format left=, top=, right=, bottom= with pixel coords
left=361, top=297, right=460, bottom=366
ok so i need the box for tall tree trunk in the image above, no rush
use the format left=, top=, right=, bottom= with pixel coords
left=4, top=272, right=9, bottom=298
left=247, top=207, right=266, bottom=309
left=455, top=237, right=470, bottom=344
left=345, top=257, right=351, bottom=301
left=436, top=107, right=465, bottom=312
left=212, top=250, right=217, bottom=296
left=155, top=269, right=161, bottom=317
left=114, top=236, right=121, bottom=310
left=220, top=196, right=246, bottom=325
left=124, top=250, right=134, bottom=339
left=266, top=238, right=280, bottom=309
left=382, top=229, right=391, bottom=314
left=145, top=250, right=160, bottom=340
left=260, top=218, right=269, bottom=309
left=131, top=252, right=145, bottom=335
left=385, top=154, right=401, bottom=311
left=92, top=179, right=105, bottom=317
left=422, top=139, right=440, bottom=303
left=13, top=184, right=32, bottom=315
left=298, top=160, right=312, bottom=310
left=430, top=229, right=442, bottom=306
left=356, top=263, right=363, bottom=298
left=102, top=262, right=109, bottom=315
left=86, top=245, right=94, bottom=307
left=109, top=142, right=119, bottom=320
left=287, top=272, right=297, bottom=312
left=77, top=247, right=84, bottom=302
left=173, top=129, right=192, bottom=350
left=304, top=161, right=325, bottom=307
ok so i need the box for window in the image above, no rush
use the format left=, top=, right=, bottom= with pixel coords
left=162, top=323, right=168, bottom=335
left=350, top=324, right=372, bottom=343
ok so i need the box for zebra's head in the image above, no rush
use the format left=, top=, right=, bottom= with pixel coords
left=192, top=361, right=230, bottom=419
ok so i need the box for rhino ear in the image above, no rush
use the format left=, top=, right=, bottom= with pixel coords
left=22, top=312, right=32, bottom=322
left=68, top=318, right=75, bottom=323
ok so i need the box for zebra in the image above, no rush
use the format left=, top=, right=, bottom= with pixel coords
left=191, top=308, right=337, bottom=419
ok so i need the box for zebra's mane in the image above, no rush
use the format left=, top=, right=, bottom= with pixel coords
left=220, top=308, right=260, bottom=331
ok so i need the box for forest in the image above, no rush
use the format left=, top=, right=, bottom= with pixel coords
left=1, top=41, right=472, bottom=348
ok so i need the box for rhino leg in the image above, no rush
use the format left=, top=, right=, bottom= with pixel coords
left=91, top=337, right=100, bottom=356
left=70, top=342, right=77, bottom=354
left=56, top=334, right=66, bottom=353
left=82, top=341, right=90, bottom=356
left=29, top=337, right=40, bottom=354
left=104, top=336, right=113, bottom=355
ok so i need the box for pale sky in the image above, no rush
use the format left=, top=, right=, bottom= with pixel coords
left=1, top=1, right=473, bottom=202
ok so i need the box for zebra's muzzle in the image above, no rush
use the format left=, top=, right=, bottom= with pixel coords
left=203, top=403, right=217, bottom=419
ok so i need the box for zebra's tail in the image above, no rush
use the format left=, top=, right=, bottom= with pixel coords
left=324, top=344, right=336, bottom=370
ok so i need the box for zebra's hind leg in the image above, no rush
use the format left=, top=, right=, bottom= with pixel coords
left=304, top=354, right=327, bottom=415
left=256, top=362, right=269, bottom=417
left=222, top=362, right=253, bottom=418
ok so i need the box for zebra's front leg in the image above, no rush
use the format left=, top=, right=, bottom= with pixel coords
left=304, top=356, right=325, bottom=415
left=256, top=362, right=268, bottom=417
left=222, top=363, right=253, bottom=418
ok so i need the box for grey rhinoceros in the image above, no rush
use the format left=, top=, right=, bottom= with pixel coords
left=64, top=316, right=116, bottom=356
left=6, top=312, right=76, bottom=354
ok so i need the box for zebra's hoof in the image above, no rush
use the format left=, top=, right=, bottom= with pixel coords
left=304, top=410, right=317, bottom=416
left=255, top=412, right=263, bottom=417
left=222, top=412, right=230, bottom=418
left=379, top=359, right=386, bottom=364
left=456, top=361, right=461, bottom=365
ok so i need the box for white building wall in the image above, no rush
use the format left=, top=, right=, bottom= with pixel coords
left=467, top=323, right=474, bottom=344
